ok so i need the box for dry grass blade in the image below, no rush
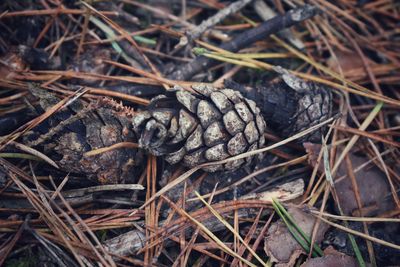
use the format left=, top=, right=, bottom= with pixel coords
left=194, top=191, right=269, bottom=266
left=7, top=172, right=86, bottom=266
left=1, top=0, right=399, bottom=265
left=196, top=42, right=400, bottom=106
left=0, top=220, right=25, bottom=266
left=332, top=125, right=400, bottom=148
left=10, top=141, right=59, bottom=168
left=0, top=8, right=117, bottom=17
left=53, top=189, right=117, bottom=267
left=161, top=196, right=258, bottom=267
left=310, top=211, right=400, bottom=223
left=315, top=215, right=400, bottom=251
left=84, top=142, right=139, bottom=157
left=191, top=155, right=307, bottom=201
left=172, top=183, right=219, bottom=267
left=80, top=1, right=166, bottom=87
left=62, top=184, right=144, bottom=198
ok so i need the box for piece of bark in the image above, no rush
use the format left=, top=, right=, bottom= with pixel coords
left=241, top=178, right=304, bottom=202
left=103, top=206, right=261, bottom=257
left=103, top=180, right=302, bottom=256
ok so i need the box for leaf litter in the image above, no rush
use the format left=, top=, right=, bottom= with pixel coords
left=0, top=0, right=399, bottom=266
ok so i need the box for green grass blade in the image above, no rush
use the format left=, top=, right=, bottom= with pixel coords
left=272, top=200, right=320, bottom=257
left=273, top=199, right=324, bottom=257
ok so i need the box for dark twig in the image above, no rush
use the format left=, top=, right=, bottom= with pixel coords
left=169, top=4, right=319, bottom=80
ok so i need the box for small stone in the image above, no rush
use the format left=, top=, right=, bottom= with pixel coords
left=183, top=148, right=206, bottom=167
left=171, top=110, right=198, bottom=143
left=192, top=84, right=214, bottom=97
left=167, top=117, right=178, bottom=138
left=152, top=110, right=174, bottom=125
left=220, top=88, right=242, bottom=104
left=244, top=98, right=258, bottom=114
left=235, top=102, right=254, bottom=123
left=256, top=114, right=266, bottom=134
left=132, top=110, right=151, bottom=131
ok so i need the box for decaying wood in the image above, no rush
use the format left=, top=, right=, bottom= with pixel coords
left=103, top=179, right=303, bottom=256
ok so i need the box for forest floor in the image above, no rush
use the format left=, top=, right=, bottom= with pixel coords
left=0, top=0, right=399, bottom=266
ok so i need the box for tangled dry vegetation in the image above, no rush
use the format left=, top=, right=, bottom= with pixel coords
left=0, top=0, right=399, bottom=266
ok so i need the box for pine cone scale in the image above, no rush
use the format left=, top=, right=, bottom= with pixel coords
left=234, top=102, right=254, bottom=123
left=185, top=125, right=203, bottom=151
left=210, top=91, right=233, bottom=113
left=203, top=122, right=229, bottom=147
left=227, top=133, right=248, bottom=156
left=223, top=110, right=245, bottom=136
left=197, top=100, right=221, bottom=128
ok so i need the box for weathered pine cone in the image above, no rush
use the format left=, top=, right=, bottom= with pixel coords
left=132, top=84, right=266, bottom=172
left=225, top=72, right=332, bottom=143
left=24, top=87, right=140, bottom=184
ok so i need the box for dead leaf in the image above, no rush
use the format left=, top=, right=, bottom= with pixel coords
left=327, top=50, right=364, bottom=73
left=300, top=246, right=357, bottom=267
left=327, top=49, right=376, bottom=79
left=264, top=205, right=329, bottom=266
left=304, top=143, right=391, bottom=216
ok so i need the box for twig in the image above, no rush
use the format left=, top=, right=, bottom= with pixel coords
left=104, top=202, right=264, bottom=257
left=62, top=184, right=144, bottom=198
left=253, top=0, right=304, bottom=49
left=181, top=0, right=253, bottom=45
left=169, top=4, right=319, bottom=80
left=0, top=9, right=117, bottom=18
left=103, top=178, right=305, bottom=257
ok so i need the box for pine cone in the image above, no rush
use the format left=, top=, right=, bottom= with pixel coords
left=132, top=84, right=266, bottom=172
left=24, top=87, right=141, bottom=184
left=225, top=71, right=333, bottom=143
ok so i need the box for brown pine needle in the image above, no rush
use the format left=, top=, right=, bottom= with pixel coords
left=84, top=142, right=139, bottom=157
